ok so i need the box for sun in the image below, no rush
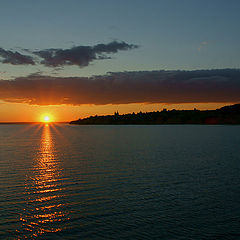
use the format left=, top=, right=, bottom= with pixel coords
left=41, top=114, right=53, bottom=123
left=44, top=116, right=50, bottom=122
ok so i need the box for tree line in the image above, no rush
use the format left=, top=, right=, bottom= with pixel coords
left=70, top=104, right=240, bottom=125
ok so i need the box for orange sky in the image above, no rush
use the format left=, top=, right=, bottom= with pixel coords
left=0, top=101, right=229, bottom=122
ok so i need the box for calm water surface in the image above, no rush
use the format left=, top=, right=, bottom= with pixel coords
left=0, top=124, right=239, bottom=239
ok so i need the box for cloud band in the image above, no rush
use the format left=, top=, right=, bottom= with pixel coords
left=0, top=69, right=239, bottom=105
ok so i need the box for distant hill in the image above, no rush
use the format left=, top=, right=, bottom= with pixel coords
left=70, top=104, right=240, bottom=125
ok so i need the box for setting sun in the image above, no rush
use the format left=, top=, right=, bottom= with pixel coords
left=41, top=114, right=53, bottom=123
left=44, top=116, right=50, bottom=122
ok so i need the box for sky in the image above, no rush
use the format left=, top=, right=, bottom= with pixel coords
left=0, top=0, right=240, bottom=122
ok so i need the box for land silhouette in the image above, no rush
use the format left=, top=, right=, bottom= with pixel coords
left=70, top=104, right=240, bottom=125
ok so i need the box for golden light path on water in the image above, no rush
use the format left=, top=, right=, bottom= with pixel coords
left=19, top=124, right=69, bottom=238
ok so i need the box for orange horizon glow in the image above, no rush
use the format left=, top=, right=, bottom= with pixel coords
left=0, top=101, right=235, bottom=122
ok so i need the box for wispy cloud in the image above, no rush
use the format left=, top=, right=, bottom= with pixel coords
left=198, top=41, right=208, bottom=51
left=0, top=69, right=239, bottom=105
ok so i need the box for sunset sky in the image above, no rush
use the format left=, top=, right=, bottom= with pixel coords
left=0, top=0, right=240, bottom=122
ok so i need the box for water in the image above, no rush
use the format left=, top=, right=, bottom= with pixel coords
left=0, top=124, right=240, bottom=239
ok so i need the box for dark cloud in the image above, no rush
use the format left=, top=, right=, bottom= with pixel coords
left=0, top=48, right=35, bottom=65
left=0, top=41, right=138, bottom=67
left=0, top=69, right=240, bottom=105
left=33, top=41, right=138, bottom=67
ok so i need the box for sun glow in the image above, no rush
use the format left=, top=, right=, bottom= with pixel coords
left=41, top=114, right=53, bottom=123
left=44, top=116, right=50, bottom=121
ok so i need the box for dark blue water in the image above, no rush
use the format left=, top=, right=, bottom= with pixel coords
left=0, top=124, right=239, bottom=239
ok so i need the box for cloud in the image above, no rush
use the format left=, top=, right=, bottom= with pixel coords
left=0, top=69, right=240, bottom=105
left=198, top=41, right=208, bottom=51
left=33, top=41, right=138, bottom=67
left=0, top=41, right=138, bottom=67
left=0, top=48, right=35, bottom=65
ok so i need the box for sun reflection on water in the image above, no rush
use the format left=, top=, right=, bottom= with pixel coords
left=19, top=124, right=69, bottom=238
